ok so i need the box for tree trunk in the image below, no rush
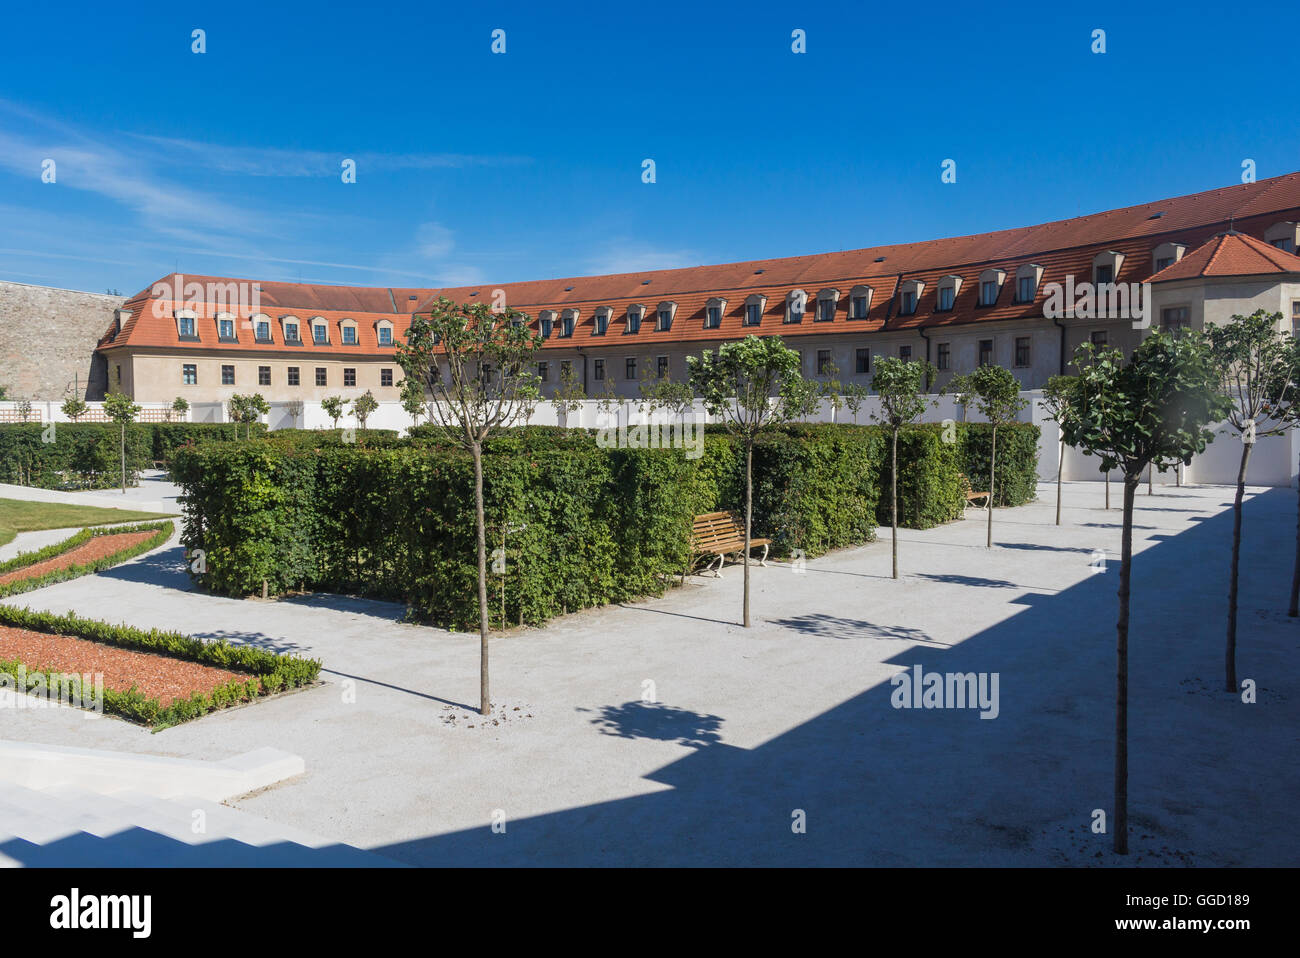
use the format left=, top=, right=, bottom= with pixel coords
left=120, top=422, right=126, bottom=493
left=891, top=427, right=899, bottom=579
left=1105, top=471, right=1110, bottom=510
left=986, top=425, right=996, bottom=548
left=472, top=442, right=490, bottom=715
left=1055, top=437, right=1064, bottom=526
left=743, top=439, right=753, bottom=628
left=1147, top=465, right=1153, bottom=495
left=1226, top=441, right=1253, bottom=693
left=1290, top=456, right=1300, bottom=618
left=1114, top=472, right=1139, bottom=854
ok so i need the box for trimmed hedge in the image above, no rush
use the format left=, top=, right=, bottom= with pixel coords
left=0, top=521, right=174, bottom=599
left=0, top=604, right=320, bottom=728
left=0, top=423, right=261, bottom=489
left=959, top=422, right=1041, bottom=507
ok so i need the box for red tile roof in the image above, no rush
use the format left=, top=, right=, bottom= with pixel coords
left=98, top=171, right=1300, bottom=357
left=1147, top=230, right=1300, bottom=282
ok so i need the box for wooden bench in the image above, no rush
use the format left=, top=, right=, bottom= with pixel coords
left=959, top=472, right=991, bottom=509
left=688, top=511, right=772, bottom=578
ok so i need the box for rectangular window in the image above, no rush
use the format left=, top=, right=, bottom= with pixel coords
left=900, top=291, right=917, bottom=315
left=219, top=318, right=235, bottom=339
left=625, top=357, right=636, bottom=380
left=657, top=310, right=672, bottom=332
left=979, top=281, right=998, bottom=306
left=816, top=299, right=835, bottom=321
left=221, top=364, right=235, bottom=385
left=816, top=349, right=832, bottom=375
left=561, top=315, right=575, bottom=338
left=182, top=364, right=197, bottom=385
left=178, top=316, right=196, bottom=338
left=343, top=368, right=356, bottom=387
left=1155, top=257, right=1173, bottom=272
left=313, top=325, right=328, bottom=345
left=1090, top=330, right=1108, bottom=347
left=288, top=367, right=300, bottom=386
left=595, top=312, right=608, bottom=335
left=899, top=345, right=912, bottom=361
left=315, top=367, right=327, bottom=387
left=1095, top=264, right=1114, bottom=286
left=937, top=287, right=954, bottom=311
left=342, top=326, right=357, bottom=345
left=593, top=358, right=605, bottom=381
left=285, top=322, right=300, bottom=343
left=850, top=295, right=869, bottom=319
left=114, top=365, right=121, bottom=385
left=378, top=326, right=393, bottom=346
left=537, top=362, right=549, bottom=383
left=855, top=348, right=870, bottom=375
left=937, top=343, right=950, bottom=370
left=1162, top=306, right=1190, bottom=331
left=1014, top=337, right=1031, bottom=367
left=258, top=365, right=271, bottom=386
left=657, top=356, right=669, bottom=378
left=978, top=339, right=993, bottom=366
left=705, top=306, right=721, bottom=329
left=256, top=320, right=270, bottom=341
left=540, top=316, right=554, bottom=338
left=381, top=368, right=393, bottom=387
left=1016, top=276, right=1034, bottom=303
left=744, top=303, right=761, bottom=326
left=1293, top=301, right=1300, bottom=336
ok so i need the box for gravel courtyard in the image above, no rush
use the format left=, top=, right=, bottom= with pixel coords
left=2, top=480, right=1296, bottom=866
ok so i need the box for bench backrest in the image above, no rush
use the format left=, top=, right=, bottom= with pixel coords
left=692, top=511, right=744, bottom=548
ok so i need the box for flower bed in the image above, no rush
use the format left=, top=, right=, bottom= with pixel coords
left=0, top=521, right=174, bottom=598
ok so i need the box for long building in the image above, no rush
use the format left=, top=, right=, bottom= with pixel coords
left=91, top=172, right=1300, bottom=405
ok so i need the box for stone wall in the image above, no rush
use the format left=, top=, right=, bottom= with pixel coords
left=0, top=281, right=121, bottom=400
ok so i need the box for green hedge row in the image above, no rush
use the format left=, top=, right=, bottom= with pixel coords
left=0, top=423, right=262, bottom=489
left=171, top=422, right=1039, bottom=630
left=0, top=521, right=174, bottom=599
left=0, top=604, right=320, bottom=728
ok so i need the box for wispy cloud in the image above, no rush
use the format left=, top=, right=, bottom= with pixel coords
left=584, top=240, right=700, bottom=276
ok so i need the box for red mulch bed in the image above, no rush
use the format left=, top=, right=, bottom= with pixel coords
left=0, top=531, right=156, bottom=586
left=0, top=625, right=250, bottom=707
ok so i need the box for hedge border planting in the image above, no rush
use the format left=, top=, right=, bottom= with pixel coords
left=0, top=521, right=174, bottom=599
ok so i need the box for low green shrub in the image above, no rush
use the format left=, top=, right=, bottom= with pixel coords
left=958, top=422, right=1041, bottom=507
left=0, top=521, right=174, bottom=599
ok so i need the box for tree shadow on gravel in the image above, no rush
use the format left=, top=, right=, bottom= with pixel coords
left=578, top=701, right=723, bottom=748
left=771, top=613, right=944, bottom=644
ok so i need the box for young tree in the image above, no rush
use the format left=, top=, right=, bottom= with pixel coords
left=950, top=365, right=1028, bottom=548
left=61, top=396, right=88, bottom=422
left=171, top=396, right=190, bottom=422
left=688, top=335, right=803, bottom=627
left=1205, top=310, right=1299, bottom=692
left=655, top=377, right=695, bottom=422
left=1039, top=375, right=1078, bottom=526
left=16, top=399, right=32, bottom=423
left=0, top=384, right=7, bottom=400
left=843, top=381, right=869, bottom=424
left=228, top=393, right=269, bottom=439
left=399, top=376, right=425, bottom=429
left=820, top=360, right=845, bottom=424
left=102, top=391, right=141, bottom=493
left=551, top=362, right=586, bottom=429
left=353, top=389, right=379, bottom=430
left=1060, top=331, right=1228, bottom=855
left=397, top=297, right=542, bottom=715
left=321, top=395, right=348, bottom=430
left=870, top=357, right=937, bottom=579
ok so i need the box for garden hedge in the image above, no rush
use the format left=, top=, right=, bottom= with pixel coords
left=0, top=604, right=320, bottom=729
left=171, top=422, right=1039, bottom=630
left=0, top=521, right=174, bottom=599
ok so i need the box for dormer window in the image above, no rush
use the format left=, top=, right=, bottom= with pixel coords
left=1014, top=264, right=1043, bottom=304
left=539, top=310, right=555, bottom=338
left=176, top=310, right=198, bottom=339
left=560, top=308, right=578, bottom=337
left=252, top=314, right=272, bottom=342
left=936, top=275, right=962, bottom=312
left=785, top=289, right=807, bottom=324
left=593, top=307, right=611, bottom=336
left=376, top=322, right=393, bottom=346
left=705, top=297, right=726, bottom=329
left=1152, top=242, right=1186, bottom=274
left=815, top=289, right=839, bottom=322
left=744, top=293, right=766, bottom=326
left=977, top=269, right=1006, bottom=307
left=284, top=320, right=301, bottom=343
left=217, top=314, right=237, bottom=341
left=1264, top=222, right=1299, bottom=254
left=626, top=305, right=644, bottom=333
left=1093, top=250, right=1124, bottom=286
left=340, top=321, right=358, bottom=345
left=898, top=280, right=924, bottom=316
left=656, top=302, right=676, bottom=332
left=849, top=286, right=872, bottom=319
left=311, top=319, right=329, bottom=345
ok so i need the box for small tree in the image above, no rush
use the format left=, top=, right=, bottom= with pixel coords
left=655, top=377, right=695, bottom=421
left=843, top=381, right=869, bottom=424
left=820, top=360, right=844, bottom=424
left=353, top=389, right=379, bottom=431
left=228, top=393, right=269, bottom=439
left=871, top=357, right=937, bottom=579
left=950, top=365, right=1028, bottom=547
left=1039, top=375, right=1078, bottom=526
left=1205, top=310, right=1300, bottom=692
left=286, top=399, right=304, bottom=429
left=688, top=335, right=803, bottom=627
left=397, top=297, right=542, bottom=715
left=102, top=391, right=140, bottom=493
left=0, top=384, right=7, bottom=400
left=62, top=396, right=88, bottom=422
left=171, top=396, right=190, bottom=422
left=399, top=376, right=425, bottom=429
left=1060, top=331, right=1228, bottom=855
left=322, top=395, right=348, bottom=430
left=551, top=363, right=586, bottom=429
left=16, top=399, right=32, bottom=423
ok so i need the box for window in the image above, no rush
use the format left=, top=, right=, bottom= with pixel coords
left=705, top=298, right=725, bottom=329
left=815, top=290, right=838, bottom=322
left=381, top=368, right=393, bottom=387
left=937, top=343, right=951, bottom=370
left=343, top=368, right=356, bottom=387
left=816, top=349, right=832, bottom=375
left=537, top=362, right=549, bottom=383
left=657, top=356, right=669, bottom=378
left=114, top=365, right=121, bottom=386
left=218, top=317, right=236, bottom=340
left=1014, top=337, right=1030, bottom=368
left=342, top=325, right=357, bottom=345
left=936, top=276, right=961, bottom=312
left=1162, top=306, right=1191, bottom=333
left=745, top=302, right=762, bottom=325
left=288, top=367, right=300, bottom=386
left=256, top=320, right=271, bottom=341
left=594, top=308, right=610, bottom=336
left=258, top=365, right=271, bottom=386
left=539, top=312, right=554, bottom=338
left=979, top=280, right=998, bottom=306
left=937, top=286, right=955, bottom=311
left=850, top=285, right=872, bottom=319
left=285, top=322, right=300, bottom=343
left=978, top=339, right=993, bottom=366
left=899, top=345, right=912, bottom=361
left=315, top=367, right=327, bottom=386
left=900, top=290, right=917, bottom=316
left=855, top=348, right=870, bottom=375
left=1265, top=222, right=1299, bottom=253
left=625, top=357, right=637, bottom=380
left=313, top=324, right=328, bottom=345
left=221, top=364, right=235, bottom=385
left=1090, top=330, right=1108, bottom=347
left=785, top=289, right=806, bottom=324
left=1154, top=257, right=1174, bottom=272
left=1093, top=250, right=1124, bottom=287
left=1152, top=242, right=1186, bottom=275
left=377, top=325, right=393, bottom=346
left=593, top=358, right=605, bottom=381
left=561, top=310, right=577, bottom=337
left=182, top=364, right=197, bottom=385
left=656, top=303, right=675, bottom=332
left=626, top=307, right=642, bottom=334
left=1095, top=264, right=1114, bottom=285
left=1293, top=301, right=1300, bottom=336
left=178, top=316, right=196, bottom=338
left=1016, top=276, right=1034, bottom=303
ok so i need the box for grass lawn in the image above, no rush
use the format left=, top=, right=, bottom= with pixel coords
left=0, top=499, right=175, bottom=547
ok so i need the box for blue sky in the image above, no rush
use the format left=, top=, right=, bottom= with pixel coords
left=1, top=0, right=1296, bottom=296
